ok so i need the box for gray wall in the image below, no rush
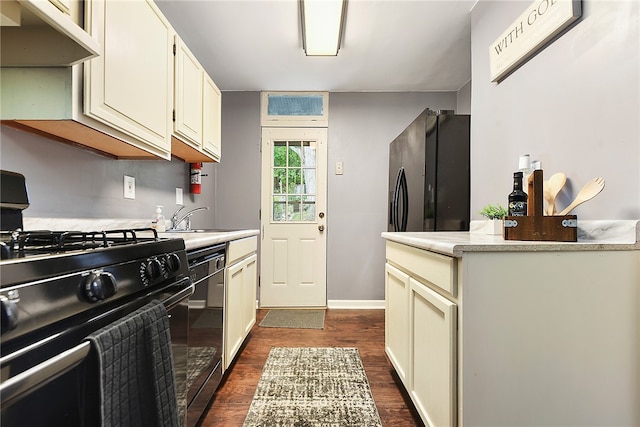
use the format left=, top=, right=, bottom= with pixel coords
left=0, top=126, right=219, bottom=228
left=470, top=0, right=639, bottom=219
left=214, top=91, right=459, bottom=301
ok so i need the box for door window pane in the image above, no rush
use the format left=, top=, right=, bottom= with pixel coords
left=271, top=140, right=317, bottom=222
left=302, top=196, right=316, bottom=221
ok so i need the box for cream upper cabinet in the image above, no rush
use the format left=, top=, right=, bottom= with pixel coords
left=0, top=0, right=99, bottom=66
left=173, top=36, right=203, bottom=147
left=171, top=36, right=222, bottom=163
left=1, top=0, right=223, bottom=162
left=202, top=74, right=221, bottom=161
left=84, top=0, right=174, bottom=159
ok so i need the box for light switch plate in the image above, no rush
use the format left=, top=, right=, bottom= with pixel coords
left=176, top=188, right=183, bottom=205
left=335, top=161, right=344, bottom=175
left=124, top=175, right=135, bottom=199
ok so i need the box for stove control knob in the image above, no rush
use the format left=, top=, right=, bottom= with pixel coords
left=145, top=258, right=163, bottom=280
left=82, top=271, right=118, bottom=302
left=0, top=295, right=18, bottom=334
left=164, top=253, right=182, bottom=273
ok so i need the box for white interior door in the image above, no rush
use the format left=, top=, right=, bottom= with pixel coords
left=260, top=127, right=327, bottom=307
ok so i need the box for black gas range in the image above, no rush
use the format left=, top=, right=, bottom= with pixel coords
left=0, top=228, right=189, bottom=343
left=0, top=228, right=192, bottom=426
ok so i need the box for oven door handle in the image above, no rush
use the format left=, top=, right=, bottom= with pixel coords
left=0, top=341, right=91, bottom=407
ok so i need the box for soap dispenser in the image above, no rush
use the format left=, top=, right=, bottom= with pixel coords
left=151, top=205, right=166, bottom=232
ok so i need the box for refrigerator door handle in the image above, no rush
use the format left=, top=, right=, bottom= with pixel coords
left=392, top=168, right=403, bottom=231
left=399, top=168, right=408, bottom=232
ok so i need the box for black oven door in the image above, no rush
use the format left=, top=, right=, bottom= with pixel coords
left=0, top=279, right=192, bottom=427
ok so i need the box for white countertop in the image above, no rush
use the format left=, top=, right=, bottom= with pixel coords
left=382, top=220, right=640, bottom=257
left=161, top=229, right=259, bottom=250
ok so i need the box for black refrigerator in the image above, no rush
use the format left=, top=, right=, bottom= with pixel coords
left=388, top=109, right=470, bottom=232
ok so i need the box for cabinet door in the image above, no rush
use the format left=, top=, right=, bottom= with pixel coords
left=203, top=74, right=221, bottom=161
left=174, top=36, right=203, bottom=147
left=85, top=0, right=173, bottom=158
left=241, top=254, right=258, bottom=337
left=385, top=263, right=410, bottom=386
left=410, top=278, right=457, bottom=427
left=225, top=259, right=244, bottom=369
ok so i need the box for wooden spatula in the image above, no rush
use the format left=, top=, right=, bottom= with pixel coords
left=558, top=177, right=605, bottom=215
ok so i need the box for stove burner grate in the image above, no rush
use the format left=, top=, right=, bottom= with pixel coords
left=0, top=228, right=159, bottom=260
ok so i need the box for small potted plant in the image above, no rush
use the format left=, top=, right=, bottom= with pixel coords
left=479, top=204, right=508, bottom=235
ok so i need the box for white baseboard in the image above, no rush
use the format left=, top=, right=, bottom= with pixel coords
left=327, top=300, right=385, bottom=309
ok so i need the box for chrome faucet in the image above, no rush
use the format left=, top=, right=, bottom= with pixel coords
left=170, top=206, right=209, bottom=230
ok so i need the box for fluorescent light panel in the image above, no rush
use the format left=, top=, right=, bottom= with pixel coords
left=301, top=0, right=345, bottom=56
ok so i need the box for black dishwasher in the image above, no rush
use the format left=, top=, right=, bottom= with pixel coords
left=186, top=243, right=226, bottom=427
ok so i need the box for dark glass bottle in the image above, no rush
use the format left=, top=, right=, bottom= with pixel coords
left=508, top=172, right=528, bottom=216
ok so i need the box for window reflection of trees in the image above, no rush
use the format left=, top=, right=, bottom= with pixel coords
left=272, top=141, right=316, bottom=222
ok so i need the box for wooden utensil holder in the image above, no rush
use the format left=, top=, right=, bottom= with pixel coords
left=503, top=169, right=577, bottom=242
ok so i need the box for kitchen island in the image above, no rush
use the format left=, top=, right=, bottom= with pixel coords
left=382, top=220, right=639, bottom=427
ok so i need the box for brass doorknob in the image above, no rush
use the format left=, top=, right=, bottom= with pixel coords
left=318, top=225, right=325, bottom=232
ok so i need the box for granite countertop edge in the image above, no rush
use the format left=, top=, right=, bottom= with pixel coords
left=382, top=220, right=640, bottom=257
left=22, top=218, right=259, bottom=249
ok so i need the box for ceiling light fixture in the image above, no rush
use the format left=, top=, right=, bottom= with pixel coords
left=300, top=0, right=347, bottom=56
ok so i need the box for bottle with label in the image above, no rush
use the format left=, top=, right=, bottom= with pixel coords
left=151, top=205, right=166, bottom=232
left=508, top=172, right=528, bottom=216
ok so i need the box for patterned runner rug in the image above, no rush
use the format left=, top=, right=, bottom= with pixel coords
left=242, top=347, right=382, bottom=427
left=259, top=309, right=325, bottom=329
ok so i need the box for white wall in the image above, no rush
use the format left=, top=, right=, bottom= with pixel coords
left=457, top=80, right=472, bottom=114
left=470, top=0, right=640, bottom=219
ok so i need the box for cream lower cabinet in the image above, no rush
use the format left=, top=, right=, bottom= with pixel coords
left=224, top=237, right=258, bottom=369
left=386, top=238, right=640, bottom=426
left=385, top=241, right=457, bottom=427
left=384, top=263, right=410, bottom=384
left=409, top=277, right=456, bottom=427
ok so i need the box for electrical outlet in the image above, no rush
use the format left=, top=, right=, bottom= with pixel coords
left=124, top=175, right=135, bottom=199
left=335, top=161, right=344, bottom=175
left=176, top=188, right=183, bottom=205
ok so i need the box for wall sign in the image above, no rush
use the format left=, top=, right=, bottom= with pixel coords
left=489, top=0, right=581, bottom=82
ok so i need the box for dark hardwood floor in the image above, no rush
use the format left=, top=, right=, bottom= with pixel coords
left=199, top=309, right=424, bottom=426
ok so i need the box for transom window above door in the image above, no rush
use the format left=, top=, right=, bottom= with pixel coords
left=260, top=91, right=329, bottom=127
left=272, top=140, right=317, bottom=222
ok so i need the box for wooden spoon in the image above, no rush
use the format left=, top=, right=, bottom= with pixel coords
left=558, top=177, right=605, bottom=215
left=543, top=172, right=566, bottom=215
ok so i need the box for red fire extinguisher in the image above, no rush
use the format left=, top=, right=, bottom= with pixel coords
left=190, top=163, right=202, bottom=194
